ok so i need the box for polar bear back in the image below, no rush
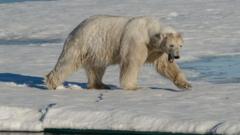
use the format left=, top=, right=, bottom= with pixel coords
left=65, top=15, right=161, bottom=66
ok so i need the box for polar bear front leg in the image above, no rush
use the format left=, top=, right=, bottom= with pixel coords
left=120, top=62, right=141, bottom=90
left=120, top=44, right=148, bottom=90
left=154, top=53, right=192, bottom=90
left=173, top=72, right=192, bottom=90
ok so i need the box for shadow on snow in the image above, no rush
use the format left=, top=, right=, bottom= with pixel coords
left=0, top=73, right=179, bottom=91
left=0, top=73, right=87, bottom=90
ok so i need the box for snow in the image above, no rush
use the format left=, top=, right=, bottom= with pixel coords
left=0, top=106, right=42, bottom=131
left=0, top=0, right=240, bottom=134
left=43, top=83, right=240, bottom=134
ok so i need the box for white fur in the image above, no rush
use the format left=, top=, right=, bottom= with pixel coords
left=45, top=15, right=191, bottom=90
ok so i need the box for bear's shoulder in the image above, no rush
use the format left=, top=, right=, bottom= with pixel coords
left=128, top=16, right=161, bottom=37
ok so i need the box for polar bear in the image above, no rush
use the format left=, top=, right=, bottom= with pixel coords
left=45, top=15, right=191, bottom=90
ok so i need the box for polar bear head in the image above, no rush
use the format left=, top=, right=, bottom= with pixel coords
left=150, top=32, right=183, bottom=63
left=162, top=33, right=183, bottom=63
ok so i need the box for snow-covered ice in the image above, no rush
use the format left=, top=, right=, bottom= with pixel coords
left=0, top=0, right=240, bottom=134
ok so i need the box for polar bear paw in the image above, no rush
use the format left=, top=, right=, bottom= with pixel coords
left=174, top=73, right=192, bottom=90
left=175, top=81, right=192, bottom=90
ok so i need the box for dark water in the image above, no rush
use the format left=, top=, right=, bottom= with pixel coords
left=181, top=55, right=240, bottom=84
left=0, top=0, right=55, bottom=4
left=0, top=129, right=204, bottom=135
left=0, top=38, right=62, bottom=46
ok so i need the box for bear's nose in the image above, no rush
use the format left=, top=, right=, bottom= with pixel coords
left=174, top=56, right=180, bottom=59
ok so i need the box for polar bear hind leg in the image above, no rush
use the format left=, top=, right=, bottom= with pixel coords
left=85, top=66, right=110, bottom=89
left=45, top=40, right=82, bottom=90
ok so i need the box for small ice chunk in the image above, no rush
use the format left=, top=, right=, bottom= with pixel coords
left=168, top=12, right=179, bottom=17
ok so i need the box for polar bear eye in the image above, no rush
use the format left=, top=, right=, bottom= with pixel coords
left=180, top=45, right=183, bottom=48
left=154, top=33, right=160, bottom=39
left=170, top=44, right=174, bottom=48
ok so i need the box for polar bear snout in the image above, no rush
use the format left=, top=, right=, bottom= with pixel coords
left=173, top=50, right=180, bottom=59
left=168, top=49, right=180, bottom=63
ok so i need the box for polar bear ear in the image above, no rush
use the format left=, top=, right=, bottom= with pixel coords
left=150, top=33, right=167, bottom=47
left=177, top=32, right=183, bottom=37
left=153, top=33, right=166, bottom=41
left=160, top=34, right=167, bottom=40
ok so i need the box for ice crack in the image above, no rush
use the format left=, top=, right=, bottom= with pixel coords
left=96, top=93, right=103, bottom=102
left=208, top=121, right=225, bottom=134
left=39, top=103, right=56, bottom=122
